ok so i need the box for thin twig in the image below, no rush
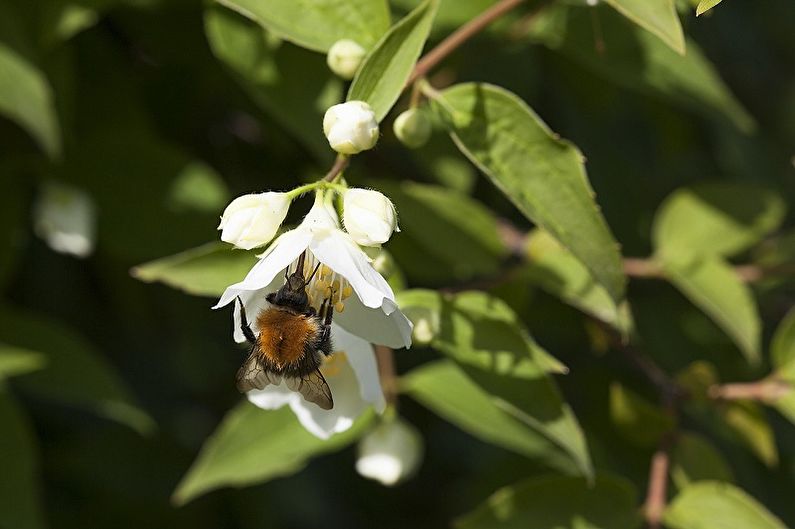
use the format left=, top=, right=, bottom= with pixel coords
left=322, top=154, right=350, bottom=182
left=644, top=430, right=675, bottom=529
left=406, top=0, right=530, bottom=86
left=375, top=345, right=399, bottom=408
left=709, top=379, right=792, bottom=403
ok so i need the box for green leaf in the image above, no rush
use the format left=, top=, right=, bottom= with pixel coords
left=396, top=289, right=568, bottom=375
left=167, top=161, right=230, bottom=213
left=664, top=482, right=787, bottom=529
left=609, top=382, right=674, bottom=447
left=525, top=229, right=632, bottom=333
left=132, top=242, right=258, bottom=298
left=205, top=5, right=342, bottom=159
left=721, top=400, right=777, bottom=467
left=433, top=83, right=625, bottom=303
left=770, top=308, right=795, bottom=380
left=0, top=307, right=154, bottom=435
left=603, top=0, right=685, bottom=54
left=0, top=345, right=46, bottom=381
left=402, top=360, right=582, bottom=476
left=0, top=3, right=61, bottom=157
left=173, top=401, right=370, bottom=505
left=215, top=0, right=390, bottom=52
left=348, top=0, right=438, bottom=121
left=371, top=180, right=508, bottom=281
left=670, top=432, right=733, bottom=490
left=454, top=475, right=641, bottom=529
left=663, top=256, right=761, bottom=364
left=696, top=0, right=724, bottom=16
left=652, top=183, right=785, bottom=260
left=0, top=390, right=45, bottom=529
left=529, top=4, right=754, bottom=132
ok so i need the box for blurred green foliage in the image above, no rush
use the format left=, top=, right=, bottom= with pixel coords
left=0, top=0, right=794, bottom=528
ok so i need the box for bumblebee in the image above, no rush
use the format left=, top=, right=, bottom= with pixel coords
left=236, top=256, right=336, bottom=409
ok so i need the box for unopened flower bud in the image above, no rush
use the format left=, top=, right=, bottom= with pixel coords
left=343, top=188, right=398, bottom=246
left=326, top=39, right=366, bottom=80
left=33, top=182, right=96, bottom=258
left=218, top=192, right=290, bottom=250
left=356, top=416, right=423, bottom=486
left=393, top=108, right=431, bottom=148
left=323, top=101, right=379, bottom=155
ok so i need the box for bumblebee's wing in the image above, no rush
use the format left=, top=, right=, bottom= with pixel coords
left=236, top=352, right=282, bottom=392
left=285, top=369, right=333, bottom=410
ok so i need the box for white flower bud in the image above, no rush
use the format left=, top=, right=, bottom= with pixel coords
left=326, top=39, right=366, bottom=80
left=218, top=192, right=290, bottom=250
left=343, top=188, right=398, bottom=246
left=323, top=101, right=379, bottom=155
left=356, top=417, right=423, bottom=486
left=33, top=182, right=96, bottom=258
left=393, top=108, right=431, bottom=148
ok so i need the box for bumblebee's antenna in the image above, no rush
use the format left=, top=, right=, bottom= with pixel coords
left=295, top=250, right=307, bottom=278
left=306, top=262, right=322, bottom=284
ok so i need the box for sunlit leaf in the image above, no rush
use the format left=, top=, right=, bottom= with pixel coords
left=348, top=0, right=438, bottom=121
left=0, top=390, right=45, bottom=529
left=0, top=307, right=154, bottom=435
left=721, top=400, right=777, bottom=467
left=652, top=183, right=785, bottom=260
left=132, top=242, right=257, bottom=298
left=525, top=229, right=632, bottom=333
left=402, top=360, right=582, bottom=476
left=0, top=345, right=46, bottom=381
left=433, top=83, right=625, bottom=302
left=529, top=4, right=754, bottom=132
left=696, top=0, right=724, bottom=16
left=665, top=482, right=787, bottom=529
left=215, top=0, right=390, bottom=52
left=173, top=401, right=370, bottom=505
left=603, top=0, right=685, bottom=54
left=770, top=308, right=795, bottom=380
left=167, top=161, right=230, bottom=213
left=663, top=256, right=761, bottom=364
left=455, top=475, right=641, bottom=529
left=609, top=382, right=674, bottom=447
left=0, top=3, right=61, bottom=157
left=670, top=432, right=733, bottom=490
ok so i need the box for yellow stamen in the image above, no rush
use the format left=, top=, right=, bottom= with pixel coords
left=321, top=351, right=347, bottom=377
left=341, top=285, right=353, bottom=299
left=335, top=301, right=345, bottom=313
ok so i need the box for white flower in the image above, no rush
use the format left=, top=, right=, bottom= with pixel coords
left=356, top=416, right=423, bottom=486
left=218, top=192, right=290, bottom=250
left=323, top=101, right=379, bottom=155
left=247, top=324, right=385, bottom=438
left=586, top=0, right=599, bottom=5
left=343, top=188, right=398, bottom=246
left=215, top=192, right=412, bottom=349
left=393, top=108, right=432, bottom=149
left=326, top=39, right=366, bottom=80
left=33, top=182, right=96, bottom=258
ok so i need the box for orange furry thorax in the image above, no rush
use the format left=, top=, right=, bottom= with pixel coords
left=255, top=308, right=320, bottom=369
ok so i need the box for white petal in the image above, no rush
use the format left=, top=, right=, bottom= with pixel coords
left=309, top=230, right=394, bottom=309
left=231, top=276, right=281, bottom=343
left=288, top=354, right=366, bottom=439
left=247, top=383, right=298, bottom=410
left=332, top=324, right=385, bottom=412
left=335, top=295, right=413, bottom=349
left=215, top=227, right=312, bottom=309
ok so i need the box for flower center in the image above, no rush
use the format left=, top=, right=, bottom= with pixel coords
left=286, top=252, right=353, bottom=315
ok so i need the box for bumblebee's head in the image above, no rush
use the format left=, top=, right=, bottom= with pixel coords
left=267, top=271, right=309, bottom=311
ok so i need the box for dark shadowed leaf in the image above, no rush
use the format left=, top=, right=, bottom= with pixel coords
left=433, top=83, right=625, bottom=303
left=609, top=382, right=674, bottom=447
left=603, top=0, right=684, bottom=54
left=455, top=475, right=641, bottom=529
left=670, top=432, right=733, bottom=490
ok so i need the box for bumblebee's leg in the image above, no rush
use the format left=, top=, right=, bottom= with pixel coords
left=236, top=296, right=257, bottom=345
left=318, top=292, right=335, bottom=352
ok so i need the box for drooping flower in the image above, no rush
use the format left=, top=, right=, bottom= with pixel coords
left=33, top=182, right=96, bottom=258
left=356, top=415, right=423, bottom=486
left=343, top=188, right=398, bottom=246
left=218, top=192, right=290, bottom=250
left=323, top=101, right=379, bottom=155
left=326, top=39, right=366, bottom=80
left=216, top=191, right=412, bottom=350
left=247, top=324, right=385, bottom=439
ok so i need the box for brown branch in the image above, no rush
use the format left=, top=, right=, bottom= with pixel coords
left=376, top=345, right=399, bottom=408
left=709, top=378, right=792, bottom=403
left=406, top=0, right=530, bottom=86
left=644, top=431, right=675, bottom=529
left=322, top=154, right=350, bottom=182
